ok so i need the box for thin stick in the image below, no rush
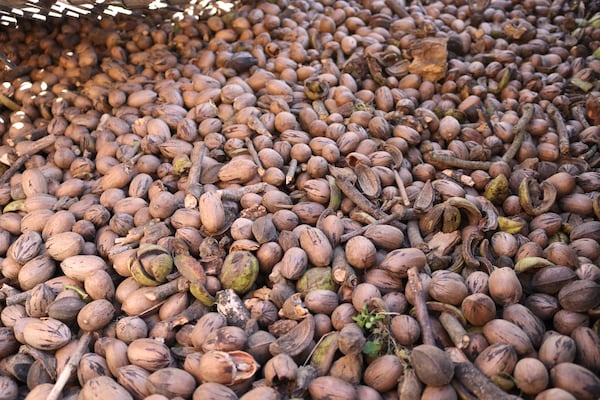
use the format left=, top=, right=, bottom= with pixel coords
left=407, top=267, right=435, bottom=346
left=393, top=169, right=411, bottom=206
left=15, top=134, right=56, bottom=157
left=572, top=103, right=590, bottom=128
left=144, top=277, right=190, bottom=302
left=185, top=142, right=205, bottom=208
left=0, top=154, right=29, bottom=185
left=439, top=312, right=470, bottom=349
left=428, top=152, right=493, bottom=170
left=454, top=360, right=521, bottom=399
left=286, top=158, right=298, bottom=185
left=501, top=103, right=535, bottom=163
left=48, top=332, right=92, bottom=400
left=407, top=219, right=428, bottom=252
left=330, top=167, right=389, bottom=220
left=340, top=212, right=401, bottom=243
left=217, top=182, right=267, bottom=202
left=0, top=93, right=20, bottom=112
left=331, top=246, right=358, bottom=287
left=245, top=138, right=264, bottom=176
left=0, top=65, right=32, bottom=81
left=547, top=103, right=570, bottom=156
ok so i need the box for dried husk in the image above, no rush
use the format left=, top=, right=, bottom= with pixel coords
left=269, top=314, right=315, bottom=357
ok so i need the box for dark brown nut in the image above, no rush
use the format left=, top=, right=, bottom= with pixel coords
left=410, top=344, right=454, bottom=386
left=482, top=319, right=534, bottom=356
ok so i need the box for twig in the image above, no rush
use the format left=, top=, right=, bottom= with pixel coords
left=407, top=267, right=435, bottom=346
left=447, top=347, right=521, bottom=400
left=15, top=134, right=56, bottom=157
left=185, top=142, right=205, bottom=208
left=0, top=154, right=29, bottom=185
left=331, top=246, right=358, bottom=287
left=245, top=138, right=264, bottom=176
left=501, top=103, right=535, bottom=163
left=428, top=152, right=493, bottom=170
left=0, top=65, right=32, bottom=81
left=47, top=332, right=92, bottom=400
left=572, top=103, right=590, bottom=128
left=407, top=220, right=428, bottom=252
left=6, top=128, right=48, bottom=146
left=546, top=103, right=570, bottom=156
left=0, top=93, right=20, bottom=112
left=217, top=182, right=267, bottom=202
left=144, top=277, right=189, bottom=302
left=340, top=212, right=401, bottom=242
left=330, top=166, right=402, bottom=230
left=439, top=312, right=470, bottom=349
left=286, top=158, right=298, bottom=185
left=393, top=169, right=411, bottom=206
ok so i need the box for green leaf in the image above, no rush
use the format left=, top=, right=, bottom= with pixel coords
left=594, top=47, right=600, bottom=59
